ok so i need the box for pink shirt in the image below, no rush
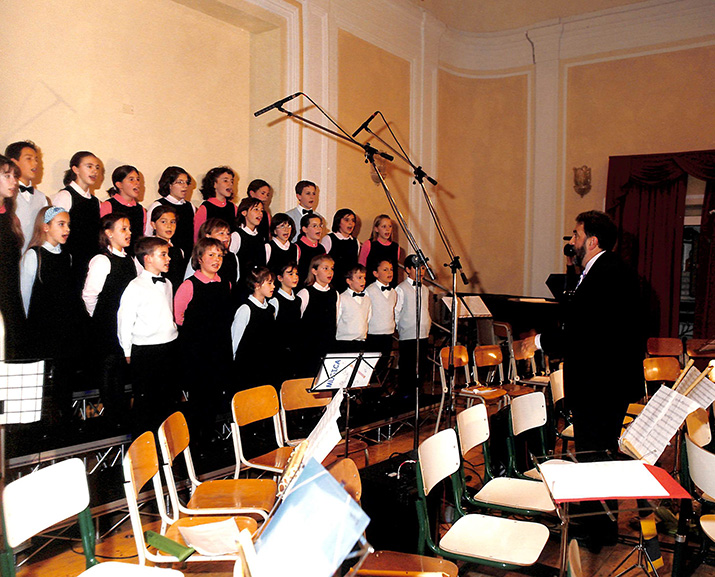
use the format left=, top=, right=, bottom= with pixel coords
left=193, top=198, right=237, bottom=242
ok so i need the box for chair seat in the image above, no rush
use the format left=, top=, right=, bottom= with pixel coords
left=474, top=478, right=555, bottom=513
left=439, top=514, right=549, bottom=566
left=519, top=376, right=550, bottom=388
left=357, top=550, right=458, bottom=577
left=246, top=446, right=294, bottom=472
left=502, top=383, right=535, bottom=397
left=187, top=479, right=277, bottom=512
left=165, top=516, right=258, bottom=547
left=459, top=386, right=508, bottom=402
left=561, top=424, right=574, bottom=438
left=525, top=458, right=573, bottom=481
left=701, top=514, right=715, bottom=541
left=84, top=563, right=184, bottom=575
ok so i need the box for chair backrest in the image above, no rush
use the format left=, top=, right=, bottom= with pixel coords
left=232, top=385, right=281, bottom=427
left=124, top=431, right=160, bottom=498
left=510, top=391, right=547, bottom=436
left=159, top=411, right=190, bottom=466
left=493, top=321, right=512, bottom=341
left=567, top=540, right=582, bottom=577
left=512, top=338, right=535, bottom=362
left=643, top=357, right=682, bottom=383
left=327, top=458, right=362, bottom=502
left=456, top=402, right=490, bottom=454
left=473, top=345, right=502, bottom=368
left=2, top=458, right=89, bottom=548
left=686, top=408, right=712, bottom=448
left=418, top=429, right=461, bottom=496
left=686, top=434, right=715, bottom=498
left=280, top=378, right=330, bottom=412
left=647, top=337, right=683, bottom=358
left=550, top=369, right=565, bottom=404
left=440, top=346, right=469, bottom=369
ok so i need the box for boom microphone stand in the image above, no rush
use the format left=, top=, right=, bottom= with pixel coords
left=256, top=94, right=428, bottom=447
left=359, top=113, right=473, bottom=431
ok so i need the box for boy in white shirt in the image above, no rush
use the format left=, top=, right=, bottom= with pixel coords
left=336, top=265, right=372, bottom=352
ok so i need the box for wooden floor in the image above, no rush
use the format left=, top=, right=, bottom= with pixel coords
left=13, top=410, right=715, bottom=577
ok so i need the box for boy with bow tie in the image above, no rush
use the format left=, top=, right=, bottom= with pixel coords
left=335, top=265, right=372, bottom=352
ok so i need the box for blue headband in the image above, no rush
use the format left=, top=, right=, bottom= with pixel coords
left=43, top=206, right=68, bottom=224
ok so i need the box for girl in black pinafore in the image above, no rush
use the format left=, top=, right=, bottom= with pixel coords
left=174, top=237, right=234, bottom=444
left=100, top=165, right=146, bottom=257
left=296, top=255, right=337, bottom=378
left=322, top=208, right=360, bottom=293
left=193, top=166, right=237, bottom=241
left=269, top=262, right=302, bottom=384
left=265, top=212, right=299, bottom=276
left=21, top=206, right=86, bottom=421
left=0, top=157, right=26, bottom=359
left=231, top=266, right=277, bottom=389
left=82, top=214, right=138, bottom=426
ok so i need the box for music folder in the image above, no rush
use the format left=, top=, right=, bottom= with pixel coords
left=311, top=352, right=381, bottom=392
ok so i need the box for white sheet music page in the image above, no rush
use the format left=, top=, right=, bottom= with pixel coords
left=619, top=385, right=700, bottom=464
left=674, top=366, right=715, bottom=410
left=303, top=388, right=344, bottom=464
left=538, top=460, right=669, bottom=502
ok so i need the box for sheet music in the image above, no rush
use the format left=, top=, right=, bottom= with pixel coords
left=0, top=360, right=44, bottom=424
left=538, top=460, right=669, bottom=502
left=177, top=518, right=241, bottom=556
left=441, top=295, right=492, bottom=318
left=303, top=388, right=344, bottom=465
left=674, top=366, right=715, bottom=409
left=619, top=385, right=700, bottom=464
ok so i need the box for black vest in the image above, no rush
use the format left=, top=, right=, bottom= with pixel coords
left=274, top=291, right=302, bottom=342
left=107, top=197, right=144, bottom=256
left=202, top=200, right=237, bottom=232
left=180, top=276, right=233, bottom=359
left=27, top=247, right=84, bottom=358
left=157, top=198, right=194, bottom=257
left=163, top=244, right=185, bottom=294
left=0, top=212, right=25, bottom=358
left=237, top=228, right=266, bottom=281
left=64, top=186, right=100, bottom=286
left=297, top=240, right=326, bottom=289
left=92, top=252, right=137, bottom=354
left=326, top=233, right=359, bottom=292
left=234, top=299, right=276, bottom=386
left=301, top=286, right=337, bottom=346
left=365, top=240, right=399, bottom=287
left=266, top=240, right=299, bottom=275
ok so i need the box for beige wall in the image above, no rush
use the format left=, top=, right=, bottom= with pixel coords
left=336, top=30, right=412, bottom=249
left=436, top=71, right=529, bottom=294
left=563, top=42, right=715, bottom=235
left=0, top=0, right=253, bottom=207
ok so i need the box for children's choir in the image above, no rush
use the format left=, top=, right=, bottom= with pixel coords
left=0, top=141, right=434, bottom=442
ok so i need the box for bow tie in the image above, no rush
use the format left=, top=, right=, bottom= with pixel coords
left=301, top=208, right=313, bottom=215
left=19, top=185, right=34, bottom=194
left=352, top=291, right=365, bottom=297
left=380, top=286, right=392, bottom=292
left=152, top=276, right=167, bottom=284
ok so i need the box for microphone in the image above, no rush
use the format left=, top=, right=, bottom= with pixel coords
left=254, top=93, right=302, bottom=117
left=352, top=111, right=378, bottom=138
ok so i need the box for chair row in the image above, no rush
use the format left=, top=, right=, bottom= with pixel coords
left=415, top=395, right=558, bottom=570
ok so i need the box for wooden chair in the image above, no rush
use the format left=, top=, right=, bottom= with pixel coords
left=647, top=337, right=683, bottom=359
left=416, top=429, right=550, bottom=568
left=457, top=345, right=508, bottom=408
left=231, top=385, right=293, bottom=478
left=436, top=345, right=472, bottom=430
left=1, top=458, right=183, bottom=577
left=549, top=368, right=574, bottom=451
left=158, top=412, right=277, bottom=520
left=279, top=378, right=369, bottom=466
left=513, top=337, right=550, bottom=389
left=326, top=458, right=459, bottom=577
left=455, top=403, right=556, bottom=516
left=123, top=431, right=258, bottom=566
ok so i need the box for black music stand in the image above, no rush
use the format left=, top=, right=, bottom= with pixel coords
left=311, top=352, right=380, bottom=458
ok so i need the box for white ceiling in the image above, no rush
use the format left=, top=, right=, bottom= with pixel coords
left=406, top=0, right=651, bottom=33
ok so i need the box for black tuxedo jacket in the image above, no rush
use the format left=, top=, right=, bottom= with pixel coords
left=541, top=250, right=644, bottom=452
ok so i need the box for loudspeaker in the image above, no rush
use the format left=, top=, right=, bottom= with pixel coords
left=359, top=449, right=438, bottom=553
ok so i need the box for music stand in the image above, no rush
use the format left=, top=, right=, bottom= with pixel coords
left=0, top=360, right=45, bottom=488
left=311, top=352, right=380, bottom=458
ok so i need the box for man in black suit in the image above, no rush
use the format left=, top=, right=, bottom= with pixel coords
left=524, top=210, right=644, bottom=550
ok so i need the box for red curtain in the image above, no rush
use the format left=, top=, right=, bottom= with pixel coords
left=606, top=150, right=715, bottom=338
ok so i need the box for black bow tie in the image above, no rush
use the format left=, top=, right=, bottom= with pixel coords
left=19, top=185, right=34, bottom=194
left=301, top=208, right=313, bottom=215
left=352, top=291, right=365, bottom=297
left=152, top=276, right=167, bottom=284
left=381, top=286, right=392, bottom=292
